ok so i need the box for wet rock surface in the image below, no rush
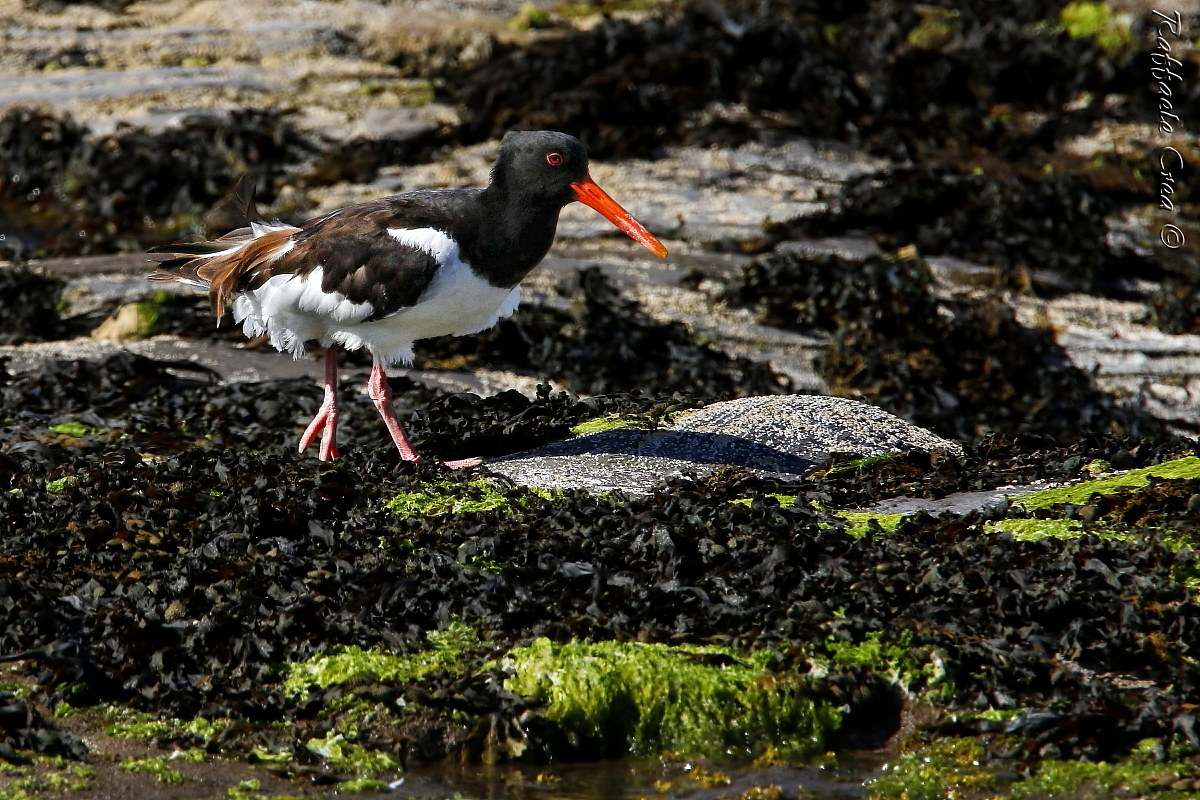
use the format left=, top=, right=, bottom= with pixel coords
left=488, top=395, right=961, bottom=494
left=2, top=1, right=1200, bottom=798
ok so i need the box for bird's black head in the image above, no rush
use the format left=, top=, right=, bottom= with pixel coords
left=490, top=130, right=589, bottom=207
left=487, top=129, right=668, bottom=259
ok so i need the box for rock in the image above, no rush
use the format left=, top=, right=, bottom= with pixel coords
left=485, top=395, right=962, bottom=494
left=346, top=104, right=459, bottom=143
left=90, top=301, right=159, bottom=341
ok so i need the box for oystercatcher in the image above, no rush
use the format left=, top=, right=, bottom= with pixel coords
left=150, top=130, right=667, bottom=465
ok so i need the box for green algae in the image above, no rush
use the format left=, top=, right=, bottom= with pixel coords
left=103, top=715, right=173, bottom=739
left=824, top=632, right=952, bottom=701
left=827, top=457, right=1200, bottom=545
left=1011, top=757, right=1200, bottom=799
left=220, top=782, right=290, bottom=800
left=353, top=79, right=434, bottom=106
left=502, top=638, right=841, bottom=761
left=386, top=479, right=510, bottom=516
left=985, top=517, right=1091, bottom=541
left=0, top=757, right=95, bottom=800
left=303, top=734, right=399, bottom=776
left=130, top=301, right=160, bottom=336
left=508, top=2, right=552, bottom=30
left=958, top=707, right=1026, bottom=723
left=866, top=737, right=1003, bottom=800
left=906, top=7, right=959, bottom=50
left=291, top=696, right=432, bottom=777
left=825, top=457, right=1200, bottom=543
left=825, top=454, right=898, bottom=477
left=55, top=702, right=230, bottom=748
left=568, top=413, right=654, bottom=436
left=226, top=780, right=265, bottom=800
left=731, top=493, right=798, bottom=509
left=977, top=456, right=1200, bottom=545
left=115, top=711, right=222, bottom=742
left=52, top=693, right=399, bottom=789
left=42, top=477, right=72, bottom=494
left=386, top=480, right=553, bottom=517
left=552, top=0, right=657, bottom=20
left=837, top=512, right=904, bottom=538
left=117, top=756, right=186, bottom=785
left=338, top=777, right=390, bottom=793
left=282, top=621, right=481, bottom=698
left=868, top=736, right=1200, bottom=800
left=246, top=748, right=292, bottom=765
left=224, top=778, right=305, bottom=800
left=262, top=623, right=484, bottom=778
left=1013, top=457, right=1200, bottom=511
left=1059, top=2, right=1135, bottom=57
left=47, top=421, right=105, bottom=438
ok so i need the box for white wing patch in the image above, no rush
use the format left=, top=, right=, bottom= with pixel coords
left=387, top=227, right=460, bottom=264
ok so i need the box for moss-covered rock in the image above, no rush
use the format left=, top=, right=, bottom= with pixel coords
left=1013, top=457, right=1200, bottom=511
left=503, top=638, right=841, bottom=761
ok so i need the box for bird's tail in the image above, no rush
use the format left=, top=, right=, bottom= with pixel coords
left=148, top=222, right=299, bottom=318
left=147, top=175, right=289, bottom=318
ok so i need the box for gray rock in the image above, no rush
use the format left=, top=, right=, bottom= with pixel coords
left=485, top=395, right=963, bottom=494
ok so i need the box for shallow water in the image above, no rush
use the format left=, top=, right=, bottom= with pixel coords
left=396, top=756, right=876, bottom=799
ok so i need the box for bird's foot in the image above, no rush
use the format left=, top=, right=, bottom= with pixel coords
left=392, top=453, right=480, bottom=470
left=299, top=404, right=339, bottom=461
left=440, top=456, right=483, bottom=470
left=318, top=434, right=339, bottom=462
left=301, top=347, right=341, bottom=461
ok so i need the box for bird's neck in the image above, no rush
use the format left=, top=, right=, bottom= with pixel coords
left=465, top=186, right=563, bottom=288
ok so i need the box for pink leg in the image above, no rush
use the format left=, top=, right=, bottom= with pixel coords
left=367, top=362, right=422, bottom=462
left=367, top=363, right=482, bottom=469
left=298, top=346, right=340, bottom=461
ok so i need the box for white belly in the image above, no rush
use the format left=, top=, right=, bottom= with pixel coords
left=231, top=243, right=520, bottom=366
left=337, top=260, right=521, bottom=366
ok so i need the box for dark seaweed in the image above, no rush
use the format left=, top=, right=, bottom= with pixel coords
left=723, top=250, right=1172, bottom=442
left=0, top=691, right=88, bottom=764
left=436, top=0, right=1184, bottom=163
left=1, top=412, right=1198, bottom=765
left=769, top=167, right=1160, bottom=294
left=0, top=267, right=67, bottom=344
left=0, top=108, right=313, bottom=258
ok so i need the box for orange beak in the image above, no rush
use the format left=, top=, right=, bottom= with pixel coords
left=571, top=176, right=668, bottom=258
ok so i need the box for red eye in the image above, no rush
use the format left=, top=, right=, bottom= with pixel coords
left=546, top=152, right=563, bottom=166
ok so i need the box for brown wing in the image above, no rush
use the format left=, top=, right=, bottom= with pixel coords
left=273, top=201, right=451, bottom=319
left=149, top=195, right=466, bottom=321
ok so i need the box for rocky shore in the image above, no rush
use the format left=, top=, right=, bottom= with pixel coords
left=3, top=1, right=1200, bottom=799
